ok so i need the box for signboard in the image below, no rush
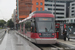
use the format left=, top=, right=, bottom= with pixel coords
left=60, top=23, right=63, bottom=35
left=39, top=18, right=52, bottom=21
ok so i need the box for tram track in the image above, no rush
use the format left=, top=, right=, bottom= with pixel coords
left=33, top=43, right=64, bottom=50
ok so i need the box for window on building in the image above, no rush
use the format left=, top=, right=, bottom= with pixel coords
left=71, top=19, right=73, bottom=23
left=36, top=7, right=38, bottom=10
left=36, top=2, right=38, bottom=5
left=54, top=13, right=64, bottom=15
left=54, top=9, right=64, bottom=11
left=72, top=14, right=74, bottom=16
left=56, top=17, right=64, bottom=18
left=72, top=7, right=74, bottom=9
left=72, top=10, right=74, bottom=12
left=56, top=1, right=60, bottom=3
left=54, top=4, right=64, bottom=7
left=40, top=8, right=43, bottom=11
left=72, top=4, right=75, bottom=6
left=45, top=4, right=52, bottom=6
left=66, top=20, right=69, bottom=23
left=48, top=8, right=52, bottom=10
left=45, top=0, right=50, bottom=2
left=56, top=1, right=65, bottom=3
left=40, top=2, right=43, bottom=5
left=71, top=26, right=73, bottom=28
left=74, top=19, right=75, bottom=22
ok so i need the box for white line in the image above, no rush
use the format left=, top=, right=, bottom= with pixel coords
left=0, top=33, right=8, bottom=50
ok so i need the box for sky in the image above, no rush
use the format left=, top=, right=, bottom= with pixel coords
left=0, top=0, right=16, bottom=22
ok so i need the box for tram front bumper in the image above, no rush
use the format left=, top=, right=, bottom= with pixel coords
left=35, top=38, right=57, bottom=44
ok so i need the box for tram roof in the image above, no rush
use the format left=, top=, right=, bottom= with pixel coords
left=19, top=11, right=52, bottom=23
left=33, top=11, right=52, bottom=14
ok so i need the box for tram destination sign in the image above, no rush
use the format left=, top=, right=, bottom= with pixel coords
left=39, top=18, right=52, bottom=21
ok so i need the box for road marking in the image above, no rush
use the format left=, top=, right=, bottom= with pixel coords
left=0, top=33, right=8, bottom=50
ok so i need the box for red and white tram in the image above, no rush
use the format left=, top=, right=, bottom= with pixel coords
left=19, top=11, right=57, bottom=44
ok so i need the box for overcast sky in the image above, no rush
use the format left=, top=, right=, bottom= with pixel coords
left=0, top=0, right=16, bottom=21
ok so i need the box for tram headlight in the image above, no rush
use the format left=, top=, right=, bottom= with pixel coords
left=52, top=33, right=55, bottom=35
left=39, top=33, right=41, bottom=35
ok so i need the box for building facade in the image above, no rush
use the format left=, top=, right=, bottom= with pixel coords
left=45, top=2, right=66, bottom=18
left=12, top=9, right=16, bottom=23
left=16, top=0, right=75, bottom=21
left=16, top=0, right=44, bottom=21
left=12, top=9, right=16, bottom=29
left=45, top=0, right=75, bottom=18
left=70, top=2, right=75, bottom=17
left=32, top=0, right=44, bottom=11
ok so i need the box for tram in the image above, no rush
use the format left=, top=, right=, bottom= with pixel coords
left=19, top=11, right=57, bottom=44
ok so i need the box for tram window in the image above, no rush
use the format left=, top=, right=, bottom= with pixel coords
left=18, top=24, right=20, bottom=30
left=37, top=22, right=54, bottom=32
left=31, top=22, right=35, bottom=32
left=31, top=22, right=34, bottom=26
left=21, top=23, right=23, bottom=28
left=25, top=21, right=31, bottom=32
left=21, top=23, right=23, bottom=32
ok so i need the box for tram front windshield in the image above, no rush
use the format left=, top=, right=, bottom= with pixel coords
left=37, top=22, right=55, bottom=33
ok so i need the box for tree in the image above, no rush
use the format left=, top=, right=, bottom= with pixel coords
left=0, top=20, right=6, bottom=28
left=7, top=19, right=14, bottom=28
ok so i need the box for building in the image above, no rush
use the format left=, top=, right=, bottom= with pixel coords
left=32, top=0, right=44, bottom=12
left=12, top=9, right=16, bottom=23
left=70, top=2, right=75, bottom=17
left=12, top=9, right=16, bottom=29
left=16, top=0, right=44, bottom=21
left=45, top=0, right=75, bottom=18
left=45, top=1, right=66, bottom=18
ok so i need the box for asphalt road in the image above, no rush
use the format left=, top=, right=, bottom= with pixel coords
left=1, top=30, right=41, bottom=50
left=0, top=29, right=6, bottom=44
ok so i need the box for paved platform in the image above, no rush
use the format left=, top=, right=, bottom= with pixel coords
left=57, top=39, right=75, bottom=49
left=0, top=31, right=41, bottom=50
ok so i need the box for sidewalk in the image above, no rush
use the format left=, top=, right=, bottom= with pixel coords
left=57, top=39, right=75, bottom=49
